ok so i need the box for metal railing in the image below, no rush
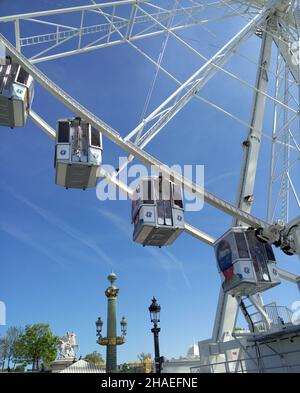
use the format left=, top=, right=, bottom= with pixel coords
left=248, top=302, right=294, bottom=333
left=190, top=347, right=300, bottom=373
left=264, top=303, right=294, bottom=325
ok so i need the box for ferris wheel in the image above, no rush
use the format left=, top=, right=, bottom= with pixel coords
left=0, top=0, right=300, bottom=340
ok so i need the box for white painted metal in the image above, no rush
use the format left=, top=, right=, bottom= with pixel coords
left=124, top=7, right=272, bottom=145
left=14, top=19, right=21, bottom=52
left=0, top=0, right=299, bottom=372
left=0, top=32, right=269, bottom=229
left=267, top=50, right=300, bottom=226
left=234, top=24, right=273, bottom=224
left=277, top=267, right=300, bottom=288
left=272, top=34, right=299, bottom=85
left=0, top=1, right=147, bottom=22
left=213, top=23, right=273, bottom=343
left=29, top=110, right=56, bottom=139
left=29, top=110, right=217, bottom=247
left=248, top=294, right=272, bottom=328
left=2, top=2, right=240, bottom=64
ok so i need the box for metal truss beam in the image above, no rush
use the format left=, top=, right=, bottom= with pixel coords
left=1, top=0, right=247, bottom=64
left=272, top=33, right=299, bottom=85
left=0, top=1, right=147, bottom=22
left=20, top=5, right=206, bottom=47
left=22, top=13, right=252, bottom=64
left=267, top=48, right=300, bottom=224
left=213, top=23, right=273, bottom=343
left=27, top=19, right=223, bottom=64
left=0, top=32, right=268, bottom=230
left=0, top=0, right=243, bottom=22
left=234, top=23, right=273, bottom=224
left=29, top=109, right=216, bottom=246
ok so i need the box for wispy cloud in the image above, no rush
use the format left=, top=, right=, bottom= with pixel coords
left=97, top=208, right=191, bottom=290
left=206, top=162, right=270, bottom=187
left=206, top=169, right=240, bottom=186
left=97, top=208, right=131, bottom=240
left=0, top=182, right=114, bottom=268
left=162, top=248, right=191, bottom=290
left=0, top=221, right=67, bottom=270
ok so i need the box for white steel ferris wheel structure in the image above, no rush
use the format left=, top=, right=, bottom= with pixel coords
left=1, top=0, right=300, bottom=348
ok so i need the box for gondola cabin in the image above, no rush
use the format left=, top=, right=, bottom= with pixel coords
left=214, top=227, right=280, bottom=296
left=132, top=176, right=185, bottom=247
left=0, top=60, right=34, bottom=128
left=55, top=117, right=102, bottom=189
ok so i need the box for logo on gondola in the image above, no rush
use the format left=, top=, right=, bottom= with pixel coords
left=60, top=149, right=67, bottom=156
left=146, top=211, right=152, bottom=218
left=272, top=268, right=278, bottom=276
left=177, top=215, right=182, bottom=221
left=244, top=267, right=250, bottom=274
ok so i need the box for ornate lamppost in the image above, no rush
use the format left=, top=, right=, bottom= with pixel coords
left=149, top=297, right=162, bottom=373
left=96, top=272, right=127, bottom=373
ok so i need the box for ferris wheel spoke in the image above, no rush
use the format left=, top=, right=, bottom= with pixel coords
left=267, top=40, right=300, bottom=223
left=1, top=1, right=298, bottom=239
left=90, top=8, right=129, bottom=22
left=1, top=30, right=272, bottom=229
left=109, top=33, right=297, bottom=179
left=125, top=6, right=259, bottom=142
left=29, top=108, right=216, bottom=246
left=286, top=173, right=300, bottom=209
left=287, top=128, right=300, bottom=152
left=272, top=34, right=299, bottom=84
left=85, top=1, right=284, bottom=148
left=124, top=7, right=297, bottom=151
left=273, top=157, right=300, bottom=183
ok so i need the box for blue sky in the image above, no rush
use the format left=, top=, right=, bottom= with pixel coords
left=0, top=0, right=300, bottom=364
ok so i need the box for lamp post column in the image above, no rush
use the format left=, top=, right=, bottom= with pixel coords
left=149, top=297, right=162, bottom=373
left=96, top=272, right=127, bottom=373
left=105, top=272, right=119, bottom=373
left=152, top=324, right=161, bottom=374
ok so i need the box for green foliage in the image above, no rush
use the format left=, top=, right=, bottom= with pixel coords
left=0, top=326, right=23, bottom=371
left=137, top=352, right=152, bottom=363
left=0, top=336, right=8, bottom=371
left=14, top=323, right=59, bottom=370
left=119, top=363, right=146, bottom=373
left=119, top=363, right=131, bottom=373
left=14, top=364, right=26, bottom=372
left=84, top=351, right=105, bottom=368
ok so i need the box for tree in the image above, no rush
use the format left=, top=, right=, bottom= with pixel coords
left=14, top=364, right=26, bottom=372
left=0, top=327, right=23, bottom=371
left=0, top=336, right=8, bottom=371
left=5, top=326, right=23, bottom=370
left=137, top=352, right=152, bottom=363
left=119, top=363, right=131, bottom=373
left=84, top=351, right=105, bottom=368
left=14, top=324, right=59, bottom=371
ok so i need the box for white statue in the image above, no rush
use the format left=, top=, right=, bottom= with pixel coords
left=57, top=332, right=79, bottom=359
